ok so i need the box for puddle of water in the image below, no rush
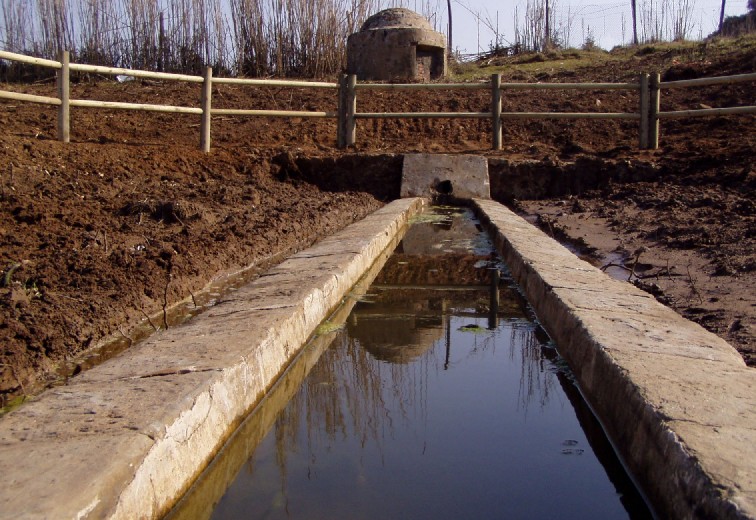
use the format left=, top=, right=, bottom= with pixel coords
left=170, top=206, right=652, bottom=520
left=521, top=213, right=635, bottom=282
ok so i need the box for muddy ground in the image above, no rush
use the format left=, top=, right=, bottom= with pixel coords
left=1, top=37, right=754, bottom=406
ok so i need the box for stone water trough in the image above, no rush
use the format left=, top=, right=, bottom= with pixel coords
left=0, top=154, right=753, bottom=519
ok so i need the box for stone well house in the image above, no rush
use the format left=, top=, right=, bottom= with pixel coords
left=347, top=8, right=447, bottom=82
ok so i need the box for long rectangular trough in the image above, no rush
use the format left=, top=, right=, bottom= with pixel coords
left=1, top=193, right=753, bottom=519
left=473, top=198, right=755, bottom=520
left=0, top=198, right=424, bottom=519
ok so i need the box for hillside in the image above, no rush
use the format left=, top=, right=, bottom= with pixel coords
left=1, top=36, right=754, bottom=409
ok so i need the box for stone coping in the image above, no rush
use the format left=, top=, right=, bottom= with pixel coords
left=0, top=198, right=424, bottom=520
left=473, top=198, right=755, bottom=520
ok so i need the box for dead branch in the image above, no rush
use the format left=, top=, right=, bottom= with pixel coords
left=139, top=308, right=159, bottom=332
left=601, top=261, right=632, bottom=272
left=117, top=326, right=133, bottom=347
left=686, top=265, right=704, bottom=305
left=162, top=273, right=171, bottom=331
left=9, top=362, right=27, bottom=396
left=628, top=246, right=648, bottom=281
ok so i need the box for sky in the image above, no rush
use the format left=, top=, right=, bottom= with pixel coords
left=443, top=0, right=751, bottom=54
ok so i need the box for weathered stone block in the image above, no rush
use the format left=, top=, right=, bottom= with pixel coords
left=401, top=153, right=490, bottom=200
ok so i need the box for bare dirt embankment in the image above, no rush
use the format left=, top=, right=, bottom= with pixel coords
left=1, top=36, right=754, bottom=407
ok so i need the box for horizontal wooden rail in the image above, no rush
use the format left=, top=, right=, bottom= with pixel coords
left=70, top=99, right=202, bottom=114
left=354, top=110, right=637, bottom=121
left=0, top=50, right=62, bottom=69
left=353, top=81, right=639, bottom=91
left=500, top=111, right=640, bottom=120
left=69, top=63, right=203, bottom=83
left=649, top=71, right=755, bottom=148
left=661, top=72, right=756, bottom=89
left=212, top=77, right=337, bottom=88
left=658, top=105, right=756, bottom=119
left=500, top=82, right=639, bottom=90
left=0, top=90, right=61, bottom=105
left=355, top=82, right=489, bottom=90
left=355, top=111, right=490, bottom=119
left=211, top=109, right=337, bottom=117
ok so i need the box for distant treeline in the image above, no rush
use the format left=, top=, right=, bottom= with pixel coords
left=0, top=0, right=443, bottom=79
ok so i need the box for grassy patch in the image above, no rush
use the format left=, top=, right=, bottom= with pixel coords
left=450, top=34, right=756, bottom=82
left=451, top=48, right=617, bottom=81
left=0, top=395, right=26, bottom=416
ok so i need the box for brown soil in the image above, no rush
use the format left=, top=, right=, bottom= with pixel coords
left=1, top=37, right=754, bottom=407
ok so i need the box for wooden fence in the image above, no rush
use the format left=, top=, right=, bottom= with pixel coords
left=1, top=50, right=755, bottom=153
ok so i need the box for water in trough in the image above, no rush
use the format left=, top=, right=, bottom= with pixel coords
left=170, top=206, right=653, bottom=519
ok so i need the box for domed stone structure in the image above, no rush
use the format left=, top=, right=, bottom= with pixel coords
left=347, top=8, right=447, bottom=82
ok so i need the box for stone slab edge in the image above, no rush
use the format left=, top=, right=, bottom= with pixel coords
left=0, top=197, right=425, bottom=520
left=167, top=224, right=405, bottom=519
left=473, top=198, right=755, bottom=520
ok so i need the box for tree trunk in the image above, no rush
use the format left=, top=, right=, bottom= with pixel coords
left=545, top=0, right=550, bottom=49
left=631, top=0, right=638, bottom=45
left=447, top=0, right=453, bottom=55
left=719, top=0, right=727, bottom=32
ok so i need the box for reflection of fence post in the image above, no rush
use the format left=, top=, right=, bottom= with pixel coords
left=57, top=51, right=70, bottom=143
left=488, top=268, right=500, bottom=330
left=639, top=73, right=649, bottom=149
left=337, top=74, right=346, bottom=148
left=491, top=73, right=502, bottom=150
left=200, top=66, right=213, bottom=153
left=346, top=74, right=357, bottom=147
left=649, top=72, right=661, bottom=150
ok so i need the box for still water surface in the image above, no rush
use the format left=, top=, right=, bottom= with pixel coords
left=187, top=207, right=651, bottom=519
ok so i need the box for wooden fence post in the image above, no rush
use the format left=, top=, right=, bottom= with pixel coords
left=649, top=72, right=661, bottom=150
left=200, top=66, right=213, bottom=153
left=345, top=74, right=357, bottom=147
left=57, top=50, right=70, bottom=143
left=337, top=74, right=346, bottom=148
left=491, top=73, right=502, bottom=150
left=639, top=73, right=650, bottom=149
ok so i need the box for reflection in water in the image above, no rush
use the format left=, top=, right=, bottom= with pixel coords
left=212, top=313, right=649, bottom=519
left=193, top=207, right=650, bottom=519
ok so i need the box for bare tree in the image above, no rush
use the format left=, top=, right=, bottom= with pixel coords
left=671, top=0, right=695, bottom=40
left=1, top=0, right=32, bottom=53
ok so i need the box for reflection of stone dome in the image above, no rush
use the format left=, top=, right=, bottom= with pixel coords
left=348, top=316, right=442, bottom=364
left=360, top=8, right=435, bottom=32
